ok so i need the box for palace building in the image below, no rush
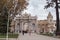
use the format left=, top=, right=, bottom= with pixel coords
left=10, top=12, right=38, bottom=33
left=10, top=12, right=56, bottom=34
left=38, top=12, right=56, bottom=34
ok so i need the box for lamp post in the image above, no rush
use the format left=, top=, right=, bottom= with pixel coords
left=6, top=0, right=9, bottom=40
left=6, top=11, right=9, bottom=40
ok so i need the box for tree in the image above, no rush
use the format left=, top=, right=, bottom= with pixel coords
left=45, top=0, right=60, bottom=35
left=7, top=0, right=28, bottom=19
left=0, top=0, right=29, bottom=33
left=0, top=6, right=8, bottom=33
left=0, top=0, right=7, bottom=12
left=0, top=0, right=28, bottom=19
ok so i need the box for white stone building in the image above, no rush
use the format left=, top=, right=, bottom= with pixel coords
left=10, top=12, right=56, bottom=34
left=10, top=12, right=38, bottom=33
left=38, top=12, right=56, bottom=34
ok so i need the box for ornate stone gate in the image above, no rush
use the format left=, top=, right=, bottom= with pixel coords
left=11, top=13, right=38, bottom=33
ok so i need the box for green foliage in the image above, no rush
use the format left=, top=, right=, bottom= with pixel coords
left=0, top=0, right=29, bottom=33
left=0, top=6, right=8, bottom=33
left=45, top=0, right=60, bottom=9
left=8, top=33, right=18, bottom=38
left=0, top=0, right=28, bottom=19
left=40, top=32, right=54, bottom=36
left=0, top=33, right=18, bottom=38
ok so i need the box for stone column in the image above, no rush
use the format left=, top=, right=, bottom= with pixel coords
left=15, top=20, right=20, bottom=33
left=35, top=20, right=38, bottom=33
left=21, top=21, right=23, bottom=33
left=15, top=20, right=18, bottom=33
left=19, top=21, right=21, bottom=33
left=28, top=20, right=31, bottom=33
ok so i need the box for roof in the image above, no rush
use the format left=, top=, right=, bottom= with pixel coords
left=38, top=20, right=48, bottom=25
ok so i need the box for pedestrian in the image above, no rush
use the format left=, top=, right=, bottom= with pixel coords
left=22, top=25, right=25, bottom=35
left=22, top=30, right=24, bottom=35
left=22, top=23, right=28, bottom=35
left=29, top=30, right=31, bottom=35
left=28, top=26, right=32, bottom=35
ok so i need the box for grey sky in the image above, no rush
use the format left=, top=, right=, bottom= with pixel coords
left=24, top=0, right=56, bottom=20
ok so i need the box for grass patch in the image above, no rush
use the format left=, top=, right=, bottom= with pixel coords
left=0, top=39, right=6, bottom=40
left=8, top=33, right=18, bottom=38
left=0, top=34, right=6, bottom=38
left=0, top=33, right=18, bottom=38
left=40, top=33, right=60, bottom=39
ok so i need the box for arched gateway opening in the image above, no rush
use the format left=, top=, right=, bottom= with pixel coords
left=10, top=12, right=57, bottom=35
left=13, top=13, right=37, bottom=33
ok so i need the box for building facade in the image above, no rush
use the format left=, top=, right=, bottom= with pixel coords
left=38, top=12, right=56, bottom=34
left=10, top=13, right=38, bottom=33
left=10, top=12, right=56, bottom=34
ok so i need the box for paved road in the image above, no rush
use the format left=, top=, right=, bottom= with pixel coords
left=17, top=33, right=60, bottom=40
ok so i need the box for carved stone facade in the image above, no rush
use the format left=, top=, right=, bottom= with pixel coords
left=38, top=12, right=56, bottom=34
left=10, top=13, right=37, bottom=33
left=10, top=12, right=56, bottom=34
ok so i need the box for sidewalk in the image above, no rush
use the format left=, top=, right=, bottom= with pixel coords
left=0, top=33, right=60, bottom=40
left=18, top=33, right=60, bottom=40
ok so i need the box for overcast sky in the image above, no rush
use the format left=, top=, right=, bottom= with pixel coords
left=24, top=0, right=57, bottom=20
